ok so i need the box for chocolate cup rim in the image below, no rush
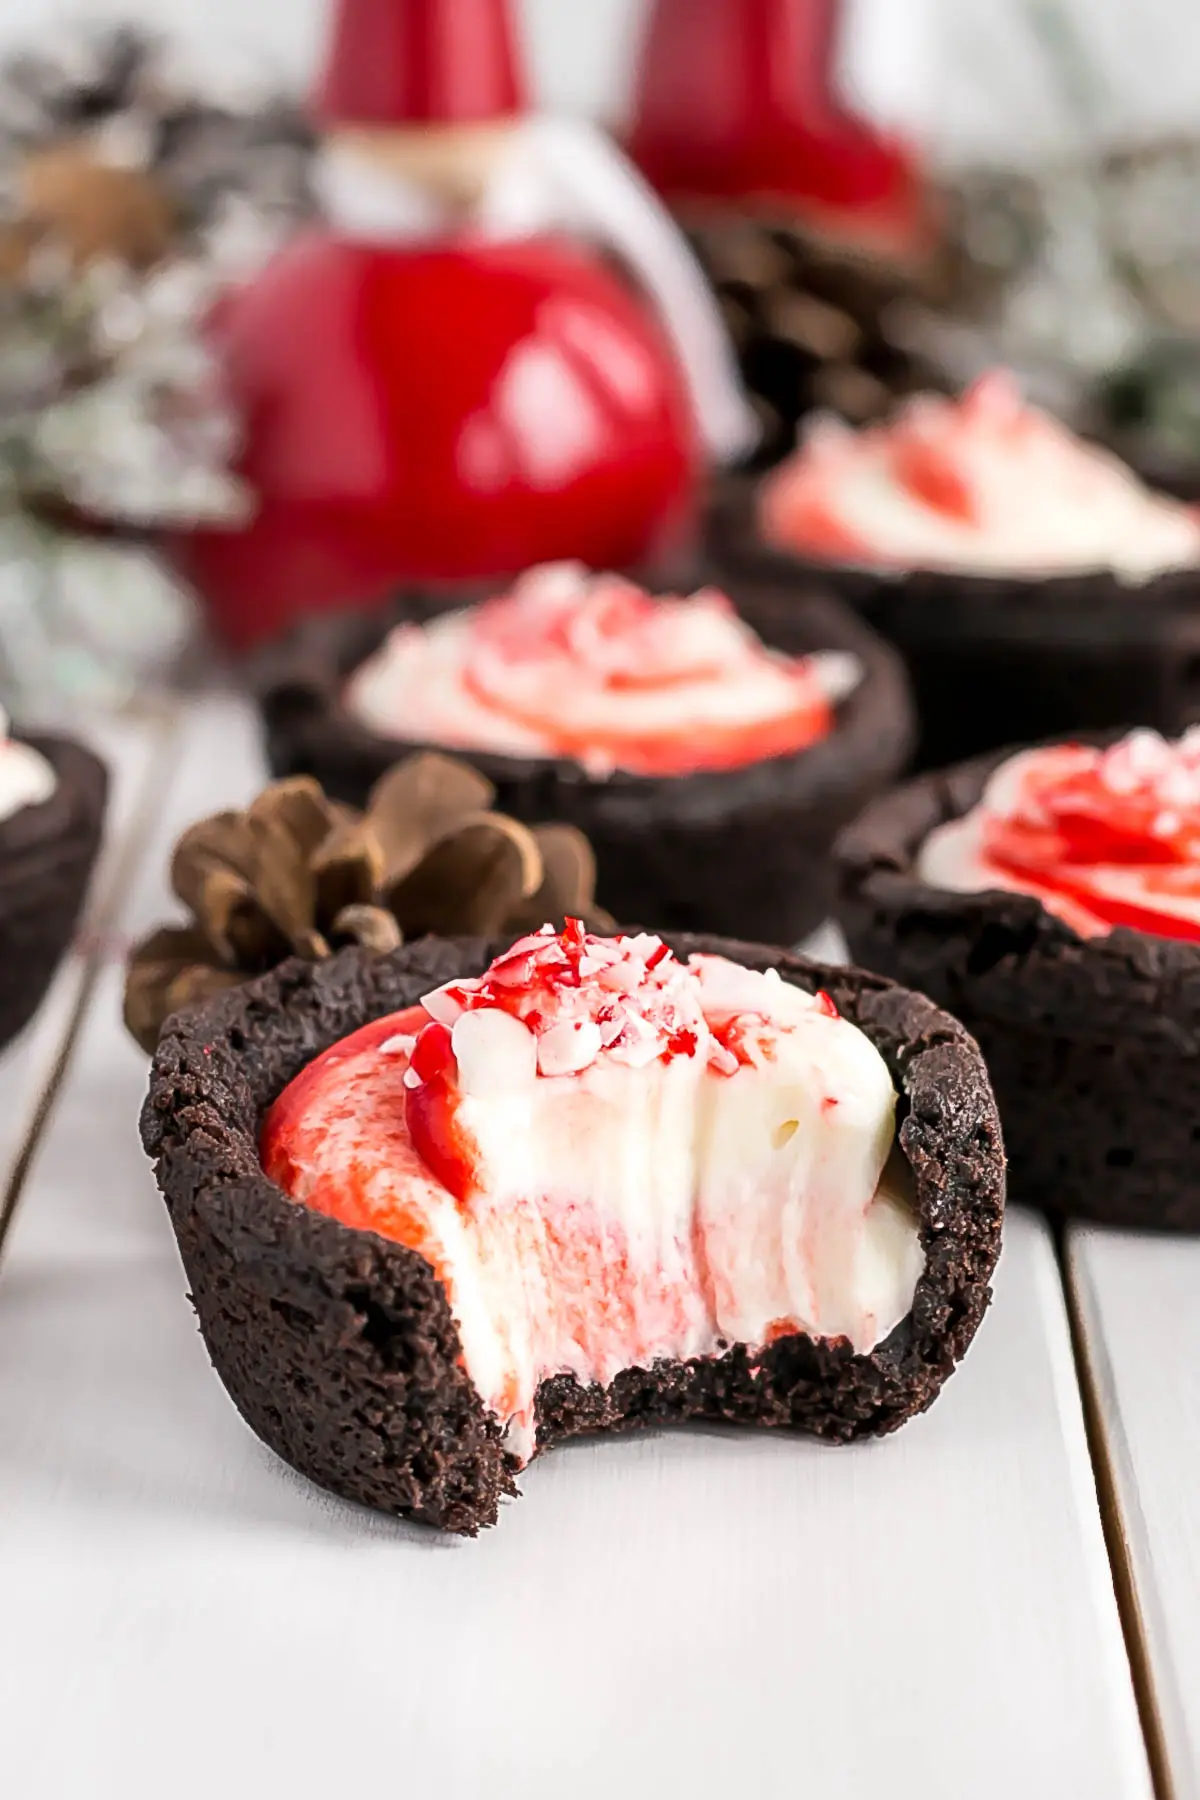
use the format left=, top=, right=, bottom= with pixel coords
left=0, top=733, right=109, bottom=1054
left=141, top=931, right=1004, bottom=1532
left=0, top=733, right=109, bottom=852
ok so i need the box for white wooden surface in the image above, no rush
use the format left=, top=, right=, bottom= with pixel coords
left=0, top=693, right=1160, bottom=1800
left=1069, top=1227, right=1200, bottom=1799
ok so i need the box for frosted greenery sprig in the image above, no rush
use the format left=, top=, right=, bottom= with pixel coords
left=0, top=247, right=251, bottom=527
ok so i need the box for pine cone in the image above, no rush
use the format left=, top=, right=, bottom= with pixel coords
left=0, top=23, right=315, bottom=261
left=124, top=755, right=612, bottom=1053
left=688, top=217, right=940, bottom=465
left=17, top=143, right=175, bottom=268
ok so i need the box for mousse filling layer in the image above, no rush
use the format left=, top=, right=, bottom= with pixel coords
left=345, top=562, right=858, bottom=778
left=918, top=729, right=1200, bottom=940
left=760, top=369, right=1200, bottom=582
left=263, top=926, right=923, bottom=1463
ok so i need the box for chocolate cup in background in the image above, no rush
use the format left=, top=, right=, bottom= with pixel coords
left=835, top=746, right=1200, bottom=1231
left=141, top=932, right=1005, bottom=1535
left=709, top=474, right=1200, bottom=772
left=255, top=579, right=914, bottom=948
left=0, top=736, right=108, bottom=1052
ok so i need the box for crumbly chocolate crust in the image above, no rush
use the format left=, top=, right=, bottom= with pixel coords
left=256, top=581, right=913, bottom=945
left=710, top=474, right=1200, bottom=770
left=141, top=933, right=1004, bottom=1534
left=835, top=751, right=1200, bottom=1229
left=0, top=735, right=108, bottom=1052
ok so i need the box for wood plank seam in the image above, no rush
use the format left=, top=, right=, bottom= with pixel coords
left=1059, top=1230, right=1179, bottom=1800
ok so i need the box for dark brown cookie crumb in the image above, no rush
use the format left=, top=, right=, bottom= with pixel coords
left=141, top=933, right=1004, bottom=1534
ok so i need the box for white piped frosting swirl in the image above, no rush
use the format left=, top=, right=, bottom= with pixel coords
left=346, top=563, right=853, bottom=777
left=762, top=370, right=1200, bottom=583
left=918, top=729, right=1200, bottom=940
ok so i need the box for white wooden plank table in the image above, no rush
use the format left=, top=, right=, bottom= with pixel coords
left=0, top=695, right=1162, bottom=1800
left=1069, top=1227, right=1200, bottom=1799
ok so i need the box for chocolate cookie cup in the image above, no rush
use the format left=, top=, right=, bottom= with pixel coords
left=257, top=582, right=914, bottom=945
left=711, top=474, right=1200, bottom=771
left=141, top=932, right=1005, bottom=1535
left=835, top=749, right=1200, bottom=1230
left=0, top=735, right=108, bottom=1051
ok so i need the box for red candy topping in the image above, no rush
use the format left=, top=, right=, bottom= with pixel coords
left=961, top=731, right=1200, bottom=941
left=462, top=568, right=834, bottom=775
left=268, top=926, right=844, bottom=1209
left=416, top=922, right=838, bottom=1096
left=761, top=372, right=1028, bottom=563
left=759, top=370, right=1200, bottom=579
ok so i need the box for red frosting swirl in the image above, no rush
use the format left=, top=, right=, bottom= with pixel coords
left=919, top=730, right=1200, bottom=940
left=346, top=565, right=846, bottom=777
left=759, top=371, right=1200, bottom=581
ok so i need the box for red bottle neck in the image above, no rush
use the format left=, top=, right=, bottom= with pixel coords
left=630, top=0, right=925, bottom=249
left=758, top=0, right=843, bottom=126
left=316, top=0, right=526, bottom=128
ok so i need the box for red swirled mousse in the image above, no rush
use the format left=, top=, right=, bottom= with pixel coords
left=760, top=371, right=1200, bottom=581
left=262, top=924, right=922, bottom=1464
left=918, top=728, right=1200, bottom=940
left=345, top=563, right=857, bottom=777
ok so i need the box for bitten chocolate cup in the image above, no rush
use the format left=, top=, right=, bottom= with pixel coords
left=255, top=582, right=914, bottom=946
left=835, top=751, right=1200, bottom=1231
left=140, top=933, right=1005, bottom=1536
left=710, top=473, right=1200, bottom=772
left=0, top=735, right=108, bottom=1052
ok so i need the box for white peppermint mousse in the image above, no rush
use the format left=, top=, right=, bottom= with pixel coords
left=346, top=562, right=857, bottom=778
left=0, top=708, right=56, bottom=824
left=263, top=925, right=923, bottom=1463
left=761, top=370, right=1200, bottom=584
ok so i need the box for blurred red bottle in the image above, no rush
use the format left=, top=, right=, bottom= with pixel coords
left=629, top=0, right=924, bottom=252
left=178, top=0, right=754, bottom=651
